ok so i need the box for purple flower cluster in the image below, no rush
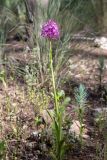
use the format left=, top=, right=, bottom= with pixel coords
left=41, top=20, right=60, bottom=40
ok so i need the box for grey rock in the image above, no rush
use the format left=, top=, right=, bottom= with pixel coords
left=91, top=107, right=107, bottom=117
left=69, top=120, right=89, bottom=139
left=94, top=37, right=107, bottom=50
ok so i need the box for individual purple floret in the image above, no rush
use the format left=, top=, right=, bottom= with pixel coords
left=41, top=20, right=60, bottom=40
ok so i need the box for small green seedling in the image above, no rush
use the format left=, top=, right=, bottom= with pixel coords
left=74, top=84, right=87, bottom=147
left=35, top=116, right=43, bottom=126
left=0, top=140, right=6, bottom=159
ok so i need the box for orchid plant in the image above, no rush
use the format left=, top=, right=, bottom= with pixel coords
left=41, top=20, right=69, bottom=160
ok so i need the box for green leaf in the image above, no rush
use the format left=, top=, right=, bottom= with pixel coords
left=63, top=97, right=71, bottom=106
left=74, top=84, right=87, bottom=107
left=46, top=109, right=54, bottom=121
left=0, top=140, right=5, bottom=152
left=57, top=90, right=65, bottom=99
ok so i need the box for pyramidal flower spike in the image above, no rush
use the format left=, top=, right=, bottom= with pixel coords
left=41, top=19, right=60, bottom=40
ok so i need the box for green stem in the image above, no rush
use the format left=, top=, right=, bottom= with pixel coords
left=49, top=41, right=58, bottom=115
left=79, top=107, right=84, bottom=147
left=49, top=41, right=64, bottom=160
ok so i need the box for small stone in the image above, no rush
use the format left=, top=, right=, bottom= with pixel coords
left=69, top=120, right=88, bottom=139
left=94, top=37, right=107, bottom=50
left=23, top=125, right=28, bottom=130
left=82, top=134, right=89, bottom=139
left=69, top=120, right=81, bottom=136
left=32, top=131, right=39, bottom=137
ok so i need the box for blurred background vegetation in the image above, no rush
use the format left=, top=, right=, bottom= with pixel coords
left=0, top=0, right=107, bottom=44
left=0, top=0, right=107, bottom=86
left=0, top=0, right=107, bottom=77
